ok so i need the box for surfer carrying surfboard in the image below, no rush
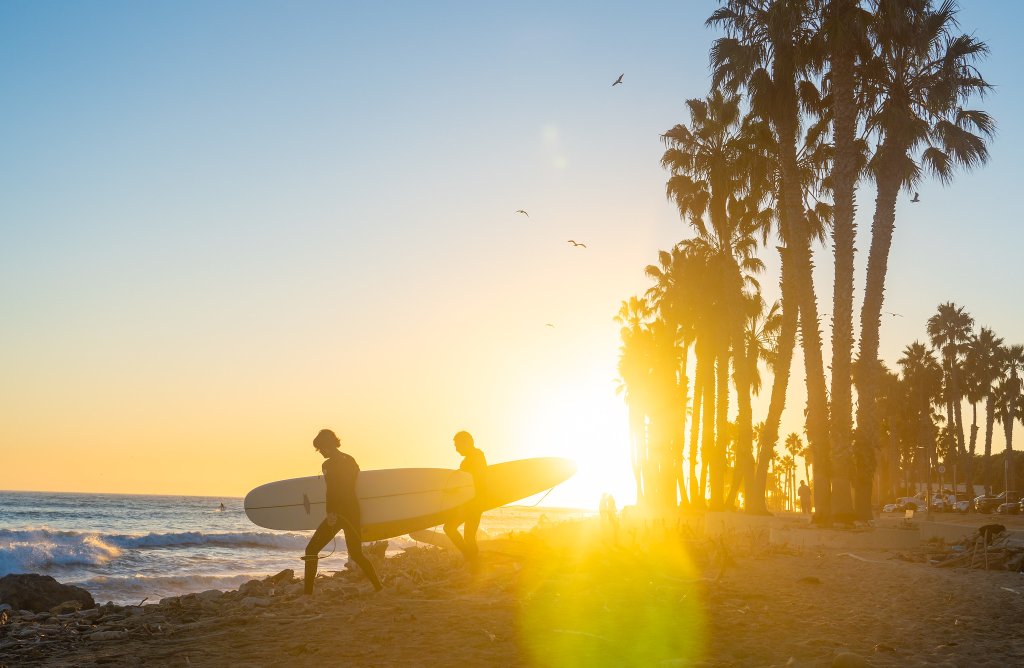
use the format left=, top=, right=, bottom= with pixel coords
left=444, top=430, right=487, bottom=566
left=302, top=429, right=383, bottom=595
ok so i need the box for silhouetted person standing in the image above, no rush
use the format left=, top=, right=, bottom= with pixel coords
left=444, top=431, right=487, bottom=565
left=798, top=480, right=812, bottom=515
left=303, top=429, right=382, bottom=595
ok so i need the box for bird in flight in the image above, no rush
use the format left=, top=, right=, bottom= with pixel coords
left=515, top=209, right=529, bottom=217
left=884, top=311, right=904, bottom=317
left=567, top=240, right=587, bottom=248
left=612, top=73, right=624, bottom=86
left=545, top=323, right=555, bottom=328
left=910, top=192, right=920, bottom=203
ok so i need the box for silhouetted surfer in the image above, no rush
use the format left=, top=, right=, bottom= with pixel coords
left=303, top=429, right=382, bottom=594
left=444, top=430, right=487, bottom=566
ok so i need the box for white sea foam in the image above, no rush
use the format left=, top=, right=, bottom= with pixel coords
left=73, top=573, right=259, bottom=605
left=0, top=528, right=122, bottom=575
left=0, top=528, right=313, bottom=577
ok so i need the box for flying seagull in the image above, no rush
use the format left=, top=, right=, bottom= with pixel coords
left=567, top=240, right=587, bottom=248
left=515, top=209, right=529, bottom=217
left=911, top=192, right=920, bottom=203
left=884, top=311, right=904, bottom=317
left=545, top=323, right=555, bottom=328
left=612, top=73, right=624, bottom=86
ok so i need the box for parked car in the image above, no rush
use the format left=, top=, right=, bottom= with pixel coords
left=996, top=502, right=1021, bottom=515
left=895, top=495, right=927, bottom=512
left=882, top=503, right=898, bottom=513
left=975, top=491, right=1020, bottom=514
left=954, top=499, right=972, bottom=513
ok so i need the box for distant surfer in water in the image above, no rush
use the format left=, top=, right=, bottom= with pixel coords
left=303, top=429, right=382, bottom=595
left=444, top=430, right=487, bottom=566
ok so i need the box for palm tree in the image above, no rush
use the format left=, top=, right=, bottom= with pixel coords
left=662, top=88, right=767, bottom=510
left=644, top=247, right=695, bottom=507
left=926, top=302, right=974, bottom=491
left=964, top=327, right=1004, bottom=494
left=821, top=0, right=873, bottom=524
left=615, top=296, right=654, bottom=503
left=995, top=345, right=1024, bottom=491
left=784, top=432, right=806, bottom=508
left=898, top=341, right=944, bottom=502
left=854, top=0, right=994, bottom=518
left=709, top=0, right=834, bottom=522
left=740, top=298, right=782, bottom=513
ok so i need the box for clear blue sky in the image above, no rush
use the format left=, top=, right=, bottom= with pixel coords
left=1, top=1, right=1021, bottom=502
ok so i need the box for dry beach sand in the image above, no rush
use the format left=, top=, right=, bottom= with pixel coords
left=5, top=511, right=1024, bottom=667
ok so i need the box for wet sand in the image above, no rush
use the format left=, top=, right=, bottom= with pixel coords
left=5, top=512, right=1024, bottom=667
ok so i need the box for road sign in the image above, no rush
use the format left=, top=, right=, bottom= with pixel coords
left=937, top=465, right=946, bottom=474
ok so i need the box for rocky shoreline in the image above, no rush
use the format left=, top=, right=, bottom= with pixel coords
left=6, top=517, right=1024, bottom=667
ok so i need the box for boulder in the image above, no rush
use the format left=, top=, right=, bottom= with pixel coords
left=0, top=574, right=95, bottom=613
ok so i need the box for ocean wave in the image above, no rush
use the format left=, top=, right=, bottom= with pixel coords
left=0, top=528, right=311, bottom=576
left=0, top=528, right=122, bottom=576
left=105, top=531, right=311, bottom=551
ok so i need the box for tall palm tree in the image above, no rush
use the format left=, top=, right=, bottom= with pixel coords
left=926, top=302, right=974, bottom=491
left=740, top=298, right=782, bottom=513
left=662, top=88, right=767, bottom=510
left=853, top=0, right=994, bottom=518
left=615, top=296, right=654, bottom=503
left=964, top=327, right=1004, bottom=494
left=644, top=247, right=695, bottom=507
left=709, top=0, right=834, bottom=522
left=821, top=0, right=873, bottom=523
left=898, top=341, right=944, bottom=501
left=995, top=345, right=1024, bottom=491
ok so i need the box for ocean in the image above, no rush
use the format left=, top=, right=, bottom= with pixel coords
left=0, top=491, right=592, bottom=606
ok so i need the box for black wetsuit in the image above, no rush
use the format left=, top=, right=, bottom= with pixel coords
left=305, top=449, right=381, bottom=590
left=444, top=447, right=487, bottom=560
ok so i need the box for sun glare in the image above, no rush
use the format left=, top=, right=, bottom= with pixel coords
left=516, top=377, right=635, bottom=511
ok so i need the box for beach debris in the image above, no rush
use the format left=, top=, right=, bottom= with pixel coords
left=927, top=524, right=1024, bottom=571
left=797, top=576, right=821, bottom=585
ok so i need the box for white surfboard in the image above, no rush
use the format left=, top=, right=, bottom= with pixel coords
left=244, top=468, right=475, bottom=541
left=471, top=457, right=576, bottom=510
left=244, top=457, right=576, bottom=542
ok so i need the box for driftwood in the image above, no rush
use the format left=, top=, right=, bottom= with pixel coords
left=931, top=525, right=1023, bottom=571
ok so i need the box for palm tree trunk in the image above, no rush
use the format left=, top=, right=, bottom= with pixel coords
left=951, top=368, right=968, bottom=492
left=700, top=341, right=717, bottom=507
left=829, top=24, right=858, bottom=524
left=677, top=346, right=691, bottom=509
left=778, top=126, right=832, bottom=523
left=967, top=401, right=979, bottom=496
left=730, top=330, right=756, bottom=512
left=689, top=355, right=705, bottom=507
left=985, top=395, right=996, bottom=494
left=853, top=149, right=902, bottom=520
left=710, top=342, right=731, bottom=510
left=752, top=249, right=798, bottom=513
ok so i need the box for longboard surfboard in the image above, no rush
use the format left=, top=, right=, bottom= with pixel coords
left=244, top=457, right=575, bottom=542
left=244, top=468, right=475, bottom=541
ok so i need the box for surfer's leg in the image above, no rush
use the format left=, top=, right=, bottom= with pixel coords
left=463, top=510, right=481, bottom=561
left=443, top=518, right=468, bottom=555
left=337, top=519, right=382, bottom=592
left=303, top=520, right=339, bottom=595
